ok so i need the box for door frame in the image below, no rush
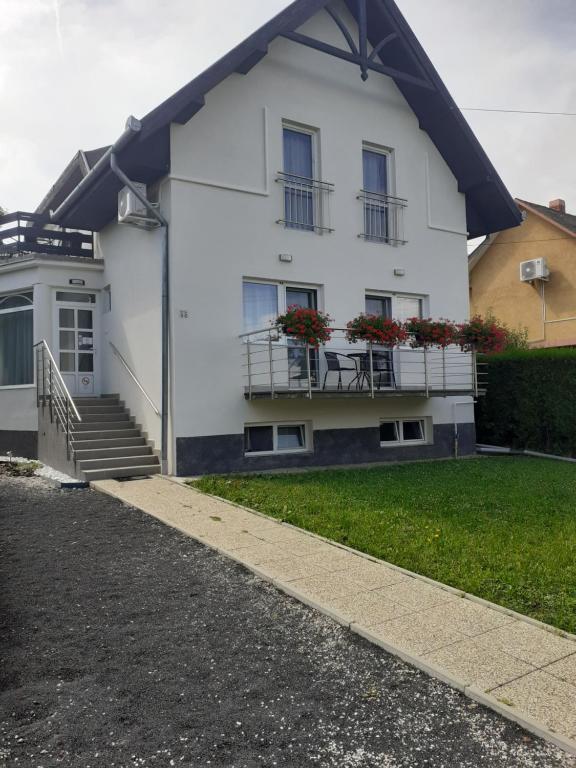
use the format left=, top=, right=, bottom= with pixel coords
left=52, top=288, right=101, bottom=396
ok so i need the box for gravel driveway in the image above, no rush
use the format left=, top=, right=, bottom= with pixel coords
left=1, top=476, right=574, bottom=768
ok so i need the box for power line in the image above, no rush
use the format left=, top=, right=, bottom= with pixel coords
left=460, top=107, right=576, bottom=116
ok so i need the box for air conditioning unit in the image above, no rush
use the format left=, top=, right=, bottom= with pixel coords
left=118, top=183, right=156, bottom=226
left=520, top=258, right=549, bottom=283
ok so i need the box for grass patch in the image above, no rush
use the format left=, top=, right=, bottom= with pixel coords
left=191, top=457, right=576, bottom=633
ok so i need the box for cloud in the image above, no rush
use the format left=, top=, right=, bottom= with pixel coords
left=0, top=0, right=573, bottom=217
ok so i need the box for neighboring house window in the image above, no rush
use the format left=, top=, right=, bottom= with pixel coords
left=0, top=291, right=33, bottom=387
left=380, top=418, right=427, bottom=446
left=244, top=422, right=309, bottom=455
left=282, top=126, right=315, bottom=231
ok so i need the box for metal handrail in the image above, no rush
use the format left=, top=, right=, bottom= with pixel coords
left=33, top=340, right=81, bottom=421
left=109, top=341, right=161, bottom=417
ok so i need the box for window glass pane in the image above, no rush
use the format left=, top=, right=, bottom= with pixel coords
left=395, top=297, right=422, bottom=322
left=59, top=352, right=75, bottom=372
left=363, top=150, right=387, bottom=194
left=277, top=425, right=305, bottom=451
left=0, top=309, right=33, bottom=386
left=283, top=129, right=313, bottom=178
left=59, top=308, right=74, bottom=328
left=78, top=353, right=94, bottom=373
left=365, top=295, right=392, bottom=318
left=242, top=282, right=278, bottom=333
left=78, top=332, right=93, bottom=351
left=56, top=291, right=95, bottom=303
left=59, top=330, right=75, bottom=350
left=402, top=420, right=424, bottom=441
left=77, top=310, right=93, bottom=329
left=380, top=421, right=399, bottom=442
left=286, top=288, right=317, bottom=310
left=244, top=426, right=274, bottom=453
left=0, top=292, right=33, bottom=310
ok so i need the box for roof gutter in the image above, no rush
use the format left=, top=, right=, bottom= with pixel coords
left=49, top=115, right=142, bottom=223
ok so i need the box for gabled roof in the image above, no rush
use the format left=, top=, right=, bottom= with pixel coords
left=36, top=145, right=110, bottom=215
left=516, top=199, right=576, bottom=238
left=468, top=198, right=576, bottom=271
left=43, top=0, right=522, bottom=237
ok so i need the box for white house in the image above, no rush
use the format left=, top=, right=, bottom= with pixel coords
left=0, top=0, right=521, bottom=480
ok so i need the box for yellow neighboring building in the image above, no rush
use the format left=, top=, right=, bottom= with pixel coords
left=469, top=198, right=576, bottom=348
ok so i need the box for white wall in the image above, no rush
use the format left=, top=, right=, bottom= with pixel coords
left=167, top=1, right=472, bottom=443
left=98, top=220, right=164, bottom=448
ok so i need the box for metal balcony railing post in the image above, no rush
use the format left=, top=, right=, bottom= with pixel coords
left=369, top=342, right=375, bottom=398
left=306, top=343, right=312, bottom=399
left=246, top=339, right=253, bottom=400
left=424, top=347, right=429, bottom=397
left=442, top=347, right=447, bottom=394
left=268, top=333, right=275, bottom=399
left=473, top=350, right=478, bottom=397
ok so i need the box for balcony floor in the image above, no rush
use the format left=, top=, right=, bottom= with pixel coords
left=244, top=386, right=477, bottom=400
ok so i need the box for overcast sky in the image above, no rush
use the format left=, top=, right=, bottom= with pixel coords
left=1, top=0, right=574, bottom=218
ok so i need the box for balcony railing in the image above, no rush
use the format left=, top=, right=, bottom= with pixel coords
left=0, top=211, right=94, bottom=259
left=240, top=327, right=480, bottom=400
left=276, top=172, right=334, bottom=233
left=357, top=191, right=407, bottom=245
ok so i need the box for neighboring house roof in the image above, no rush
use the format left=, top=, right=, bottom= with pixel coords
left=516, top=199, right=576, bottom=238
left=42, top=0, right=522, bottom=237
left=36, top=146, right=111, bottom=216
left=468, top=198, right=576, bottom=271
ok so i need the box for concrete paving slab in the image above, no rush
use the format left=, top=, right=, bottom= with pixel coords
left=476, top=622, right=576, bottom=668
left=425, top=637, right=537, bottom=692
left=544, top=654, right=576, bottom=688
left=323, top=590, right=414, bottom=626
left=491, top=671, right=576, bottom=738
left=256, top=556, right=330, bottom=582
left=377, top=578, right=459, bottom=611
left=368, top=611, right=468, bottom=656
left=421, top=597, right=516, bottom=637
left=288, top=573, right=368, bottom=602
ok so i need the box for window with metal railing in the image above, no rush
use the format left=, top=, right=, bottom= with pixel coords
left=359, top=147, right=406, bottom=245
left=277, top=126, right=333, bottom=233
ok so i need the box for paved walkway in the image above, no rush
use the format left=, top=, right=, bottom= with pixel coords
left=94, top=475, right=576, bottom=756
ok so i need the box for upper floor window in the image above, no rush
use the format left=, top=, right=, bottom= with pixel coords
left=0, top=291, right=33, bottom=387
left=277, top=124, right=333, bottom=234
left=365, top=291, right=424, bottom=322
left=360, top=145, right=406, bottom=245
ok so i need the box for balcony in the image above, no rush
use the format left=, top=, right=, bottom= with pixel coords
left=357, top=191, right=407, bottom=245
left=0, top=211, right=94, bottom=259
left=276, top=172, right=334, bottom=233
left=240, top=327, right=479, bottom=400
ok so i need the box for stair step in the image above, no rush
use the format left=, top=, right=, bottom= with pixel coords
left=77, top=455, right=160, bottom=471
left=74, top=396, right=120, bottom=406
left=73, top=445, right=154, bottom=461
left=72, top=420, right=135, bottom=432
left=78, top=412, right=131, bottom=423
left=71, top=436, right=147, bottom=450
left=81, top=465, right=161, bottom=482
left=71, top=428, right=141, bottom=441
left=76, top=405, right=126, bottom=415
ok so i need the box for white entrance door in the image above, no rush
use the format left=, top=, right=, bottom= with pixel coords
left=55, top=291, right=99, bottom=396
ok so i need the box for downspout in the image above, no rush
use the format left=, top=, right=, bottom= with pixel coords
left=109, top=152, right=171, bottom=476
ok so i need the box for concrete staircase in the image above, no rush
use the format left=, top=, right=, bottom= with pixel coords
left=71, top=395, right=160, bottom=482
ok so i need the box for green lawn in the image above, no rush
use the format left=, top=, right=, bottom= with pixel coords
left=191, top=457, right=576, bottom=633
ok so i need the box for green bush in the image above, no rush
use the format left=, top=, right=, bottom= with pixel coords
left=475, top=348, right=576, bottom=456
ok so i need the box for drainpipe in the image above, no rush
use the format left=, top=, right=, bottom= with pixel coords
left=109, top=152, right=171, bottom=476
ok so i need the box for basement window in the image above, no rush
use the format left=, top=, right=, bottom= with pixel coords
left=244, top=423, right=309, bottom=455
left=380, top=419, right=427, bottom=446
